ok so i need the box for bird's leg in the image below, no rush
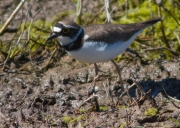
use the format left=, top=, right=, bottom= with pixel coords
left=88, top=63, right=99, bottom=94
left=83, top=63, right=100, bottom=111
left=111, top=60, right=131, bottom=105
left=111, top=60, right=126, bottom=95
left=93, top=63, right=99, bottom=86
left=111, top=60, right=123, bottom=86
left=88, top=63, right=99, bottom=95
left=92, top=63, right=100, bottom=111
left=93, top=63, right=106, bottom=87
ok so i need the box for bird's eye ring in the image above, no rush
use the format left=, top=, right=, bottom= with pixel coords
left=63, top=28, right=70, bottom=33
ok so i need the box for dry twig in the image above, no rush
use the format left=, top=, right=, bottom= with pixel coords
left=77, top=94, right=99, bottom=111
left=162, top=85, right=180, bottom=109
left=144, top=47, right=180, bottom=56
left=104, top=0, right=113, bottom=23
left=0, top=0, right=27, bottom=35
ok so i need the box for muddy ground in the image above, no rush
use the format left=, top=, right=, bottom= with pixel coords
left=0, top=0, right=180, bottom=128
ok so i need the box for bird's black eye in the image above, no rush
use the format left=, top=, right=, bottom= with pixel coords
left=62, top=28, right=70, bottom=33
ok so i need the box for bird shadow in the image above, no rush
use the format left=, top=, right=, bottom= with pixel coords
left=128, top=78, right=180, bottom=100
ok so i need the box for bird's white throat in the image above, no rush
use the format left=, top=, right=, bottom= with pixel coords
left=57, top=27, right=83, bottom=46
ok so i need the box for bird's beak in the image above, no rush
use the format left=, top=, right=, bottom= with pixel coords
left=47, top=33, right=58, bottom=41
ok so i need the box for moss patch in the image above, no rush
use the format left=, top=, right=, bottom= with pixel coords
left=144, top=107, right=158, bottom=117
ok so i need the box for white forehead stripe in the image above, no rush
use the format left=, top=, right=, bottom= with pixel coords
left=53, top=27, right=61, bottom=32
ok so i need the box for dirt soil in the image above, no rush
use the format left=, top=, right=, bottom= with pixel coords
left=0, top=0, right=180, bottom=128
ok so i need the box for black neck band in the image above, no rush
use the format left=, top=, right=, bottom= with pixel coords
left=62, top=30, right=84, bottom=51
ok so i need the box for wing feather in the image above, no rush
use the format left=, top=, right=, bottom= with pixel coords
left=83, top=17, right=161, bottom=44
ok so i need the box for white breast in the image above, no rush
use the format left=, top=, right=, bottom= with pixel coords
left=67, top=31, right=141, bottom=63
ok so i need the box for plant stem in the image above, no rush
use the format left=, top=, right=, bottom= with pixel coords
left=158, top=6, right=170, bottom=48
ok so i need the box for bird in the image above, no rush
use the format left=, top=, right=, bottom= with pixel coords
left=47, top=17, right=161, bottom=90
